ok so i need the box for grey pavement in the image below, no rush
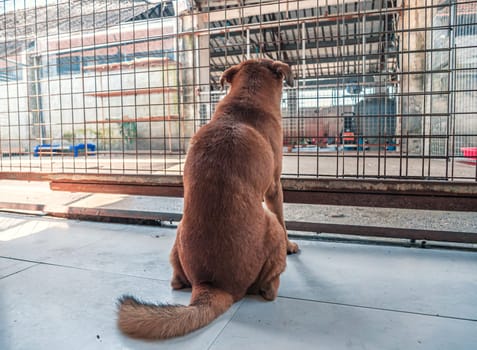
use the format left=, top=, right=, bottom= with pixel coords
left=0, top=212, right=476, bottom=349
left=0, top=179, right=476, bottom=349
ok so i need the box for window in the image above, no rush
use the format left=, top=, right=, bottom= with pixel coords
left=57, top=55, right=81, bottom=75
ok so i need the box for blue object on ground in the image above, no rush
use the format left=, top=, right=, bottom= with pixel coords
left=33, top=143, right=96, bottom=157
left=33, top=144, right=60, bottom=157
left=71, top=143, right=96, bottom=157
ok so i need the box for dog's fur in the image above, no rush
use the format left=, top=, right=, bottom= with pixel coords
left=117, top=59, right=298, bottom=340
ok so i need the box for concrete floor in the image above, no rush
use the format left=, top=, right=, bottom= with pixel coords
left=0, top=211, right=476, bottom=350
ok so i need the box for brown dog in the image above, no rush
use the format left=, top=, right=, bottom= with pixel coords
left=117, top=59, right=299, bottom=340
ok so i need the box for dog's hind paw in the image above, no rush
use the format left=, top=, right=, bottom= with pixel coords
left=171, top=276, right=191, bottom=290
left=287, top=241, right=299, bottom=255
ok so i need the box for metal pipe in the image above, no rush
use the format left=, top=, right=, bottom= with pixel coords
left=301, top=22, right=306, bottom=82
left=246, top=28, right=250, bottom=59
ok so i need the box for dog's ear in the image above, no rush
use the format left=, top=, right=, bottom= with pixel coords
left=272, top=61, right=294, bottom=87
left=220, top=65, right=240, bottom=89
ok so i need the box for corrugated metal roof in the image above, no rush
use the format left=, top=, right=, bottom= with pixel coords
left=0, top=0, right=157, bottom=56
left=204, top=0, right=400, bottom=85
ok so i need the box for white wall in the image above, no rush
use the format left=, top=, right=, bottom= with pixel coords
left=0, top=81, right=30, bottom=153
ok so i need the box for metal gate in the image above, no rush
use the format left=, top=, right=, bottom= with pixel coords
left=1, top=1, right=476, bottom=213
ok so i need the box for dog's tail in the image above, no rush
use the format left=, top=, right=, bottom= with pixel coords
left=117, top=284, right=234, bottom=339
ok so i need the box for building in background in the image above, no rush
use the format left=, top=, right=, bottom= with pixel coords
left=0, top=0, right=476, bottom=160
left=0, top=0, right=188, bottom=154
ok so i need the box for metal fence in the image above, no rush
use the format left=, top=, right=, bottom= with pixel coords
left=1, top=0, right=476, bottom=183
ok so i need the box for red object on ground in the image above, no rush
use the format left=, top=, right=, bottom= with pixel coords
left=461, top=147, right=477, bottom=159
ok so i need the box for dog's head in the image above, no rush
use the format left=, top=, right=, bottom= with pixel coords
left=220, top=59, right=294, bottom=89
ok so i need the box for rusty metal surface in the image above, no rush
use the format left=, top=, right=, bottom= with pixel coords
left=0, top=202, right=45, bottom=212
left=50, top=207, right=182, bottom=225
left=285, top=221, right=477, bottom=244
left=1, top=172, right=475, bottom=212
left=280, top=179, right=477, bottom=211
left=50, top=175, right=477, bottom=212
left=49, top=181, right=184, bottom=198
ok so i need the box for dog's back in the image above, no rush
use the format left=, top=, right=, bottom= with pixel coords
left=179, top=116, right=276, bottom=296
left=178, top=59, right=293, bottom=296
